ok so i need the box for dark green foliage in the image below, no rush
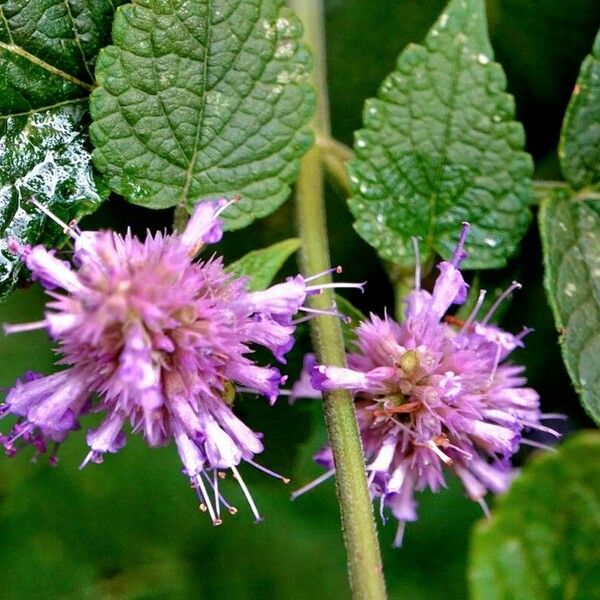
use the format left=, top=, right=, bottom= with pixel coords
left=0, top=0, right=122, bottom=299
left=559, top=30, right=600, bottom=189
left=90, top=0, right=315, bottom=228
left=470, top=432, right=600, bottom=600
left=539, top=192, right=600, bottom=424
left=347, top=0, right=533, bottom=270
left=226, top=237, right=300, bottom=290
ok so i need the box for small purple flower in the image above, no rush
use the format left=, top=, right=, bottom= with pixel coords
left=306, top=224, right=559, bottom=545
left=1, top=198, right=361, bottom=524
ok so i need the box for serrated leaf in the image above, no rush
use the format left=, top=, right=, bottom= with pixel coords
left=469, top=432, right=600, bottom=600
left=347, top=0, right=533, bottom=270
left=0, top=0, right=125, bottom=95
left=90, top=0, right=315, bottom=228
left=0, top=0, right=124, bottom=300
left=559, top=29, right=600, bottom=189
left=0, top=103, right=104, bottom=301
left=539, top=192, right=600, bottom=424
left=226, top=237, right=300, bottom=291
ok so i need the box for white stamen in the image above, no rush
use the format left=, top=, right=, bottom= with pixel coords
left=482, top=281, right=522, bottom=324
left=539, top=413, right=567, bottom=421
left=379, top=495, right=387, bottom=524
left=460, top=290, right=487, bottom=334
left=213, top=470, right=221, bottom=519
left=79, top=449, right=100, bottom=470
left=445, top=442, right=473, bottom=460
left=516, top=326, right=534, bottom=341
left=196, top=474, right=220, bottom=526
left=203, top=471, right=237, bottom=514
left=28, top=197, right=80, bottom=239
left=393, top=521, right=407, bottom=547
left=478, top=497, right=491, bottom=519
left=411, top=237, right=421, bottom=290
left=426, top=439, right=454, bottom=465
left=7, top=422, right=34, bottom=445
left=305, top=282, right=365, bottom=293
left=303, top=266, right=343, bottom=283
left=3, top=320, right=47, bottom=335
left=520, top=420, right=561, bottom=437
left=296, top=305, right=350, bottom=323
left=246, top=458, right=290, bottom=483
left=521, top=439, right=557, bottom=452
left=290, top=468, right=336, bottom=500
left=488, top=344, right=502, bottom=385
left=214, top=195, right=240, bottom=218
left=231, top=465, right=263, bottom=522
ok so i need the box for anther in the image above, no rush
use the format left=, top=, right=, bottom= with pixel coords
left=303, top=266, right=343, bottom=283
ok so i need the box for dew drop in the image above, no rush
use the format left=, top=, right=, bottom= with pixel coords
left=275, top=41, right=295, bottom=59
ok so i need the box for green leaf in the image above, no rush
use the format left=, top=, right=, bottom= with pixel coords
left=559, top=29, right=600, bottom=189
left=539, top=191, right=600, bottom=423
left=0, top=103, right=104, bottom=301
left=0, top=0, right=125, bottom=97
left=226, top=237, right=300, bottom=291
left=90, top=0, right=315, bottom=228
left=0, top=0, right=124, bottom=300
left=469, top=431, right=600, bottom=600
left=347, top=0, right=533, bottom=270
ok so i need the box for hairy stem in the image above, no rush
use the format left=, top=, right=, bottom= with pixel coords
left=288, top=1, right=387, bottom=598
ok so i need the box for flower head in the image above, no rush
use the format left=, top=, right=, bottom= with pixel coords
left=1, top=198, right=360, bottom=523
left=308, top=224, right=559, bottom=545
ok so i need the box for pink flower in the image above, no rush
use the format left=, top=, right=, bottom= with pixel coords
left=1, top=199, right=360, bottom=524
left=307, top=224, right=559, bottom=545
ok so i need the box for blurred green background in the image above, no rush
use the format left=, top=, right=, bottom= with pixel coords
left=1, top=0, right=599, bottom=598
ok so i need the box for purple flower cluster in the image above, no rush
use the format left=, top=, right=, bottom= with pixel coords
left=1, top=199, right=357, bottom=524
left=309, top=225, right=558, bottom=545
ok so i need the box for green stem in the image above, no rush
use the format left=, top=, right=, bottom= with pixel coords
left=316, top=134, right=354, bottom=197
left=533, top=180, right=569, bottom=203
left=288, top=1, right=387, bottom=598
left=173, top=205, right=189, bottom=232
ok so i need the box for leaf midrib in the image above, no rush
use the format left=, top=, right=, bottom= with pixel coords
left=0, top=40, right=93, bottom=92
left=0, top=5, right=13, bottom=45
left=179, top=0, right=213, bottom=208
left=425, top=35, right=466, bottom=255
left=62, top=0, right=95, bottom=81
left=0, top=97, right=86, bottom=120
